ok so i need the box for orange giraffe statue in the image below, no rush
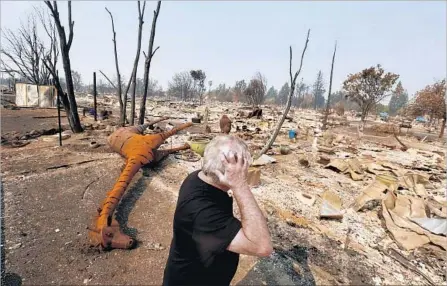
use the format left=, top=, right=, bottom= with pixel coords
left=88, top=118, right=193, bottom=250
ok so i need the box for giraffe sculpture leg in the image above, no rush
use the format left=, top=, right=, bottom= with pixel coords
left=88, top=120, right=193, bottom=250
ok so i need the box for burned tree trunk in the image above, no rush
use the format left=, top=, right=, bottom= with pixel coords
left=322, top=42, right=337, bottom=130
left=256, top=30, right=310, bottom=159
left=393, top=130, right=408, bottom=151
left=93, top=72, right=97, bottom=121
left=125, top=1, right=146, bottom=125
left=139, top=1, right=161, bottom=125
left=105, top=7, right=124, bottom=126
left=44, top=1, right=83, bottom=133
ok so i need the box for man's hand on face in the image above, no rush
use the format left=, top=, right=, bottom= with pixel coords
left=214, top=151, right=249, bottom=191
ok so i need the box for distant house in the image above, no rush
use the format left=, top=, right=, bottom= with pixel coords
left=15, top=83, right=57, bottom=108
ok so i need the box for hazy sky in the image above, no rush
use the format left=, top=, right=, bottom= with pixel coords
left=1, top=1, right=446, bottom=97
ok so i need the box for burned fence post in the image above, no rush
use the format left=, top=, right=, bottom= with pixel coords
left=54, top=78, right=62, bottom=147
left=93, top=72, right=97, bottom=121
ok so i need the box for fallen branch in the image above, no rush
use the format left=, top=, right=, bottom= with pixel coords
left=82, top=176, right=100, bottom=199
left=393, top=130, right=408, bottom=151
left=1, top=98, right=17, bottom=105
left=145, top=115, right=189, bottom=120
left=99, top=70, right=117, bottom=89
left=6, top=141, right=31, bottom=148
left=46, top=159, right=101, bottom=170
left=379, top=246, right=435, bottom=286
left=256, top=29, right=311, bottom=159
left=33, top=115, right=67, bottom=119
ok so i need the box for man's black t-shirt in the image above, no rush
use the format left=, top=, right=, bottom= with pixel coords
left=163, top=170, right=242, bottom=286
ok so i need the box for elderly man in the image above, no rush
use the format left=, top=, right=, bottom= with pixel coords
left=163, top=135, right=273, bottom=286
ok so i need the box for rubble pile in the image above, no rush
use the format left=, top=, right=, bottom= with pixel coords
left=5, top=94, right=445, bottom=284
left=135, top=100, right=446, bottom=284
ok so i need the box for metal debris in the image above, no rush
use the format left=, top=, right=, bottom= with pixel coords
left=320, top=191, right=343, bottom=220
left=410, top=218, right=447, bottom=236
left=252, top=154, right=276, bottom=166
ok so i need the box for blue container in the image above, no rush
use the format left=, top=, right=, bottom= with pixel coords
left=288, top=129, right=296, bottom=139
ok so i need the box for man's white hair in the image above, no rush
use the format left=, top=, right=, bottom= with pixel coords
left=202, top=135, right=252, bottom=183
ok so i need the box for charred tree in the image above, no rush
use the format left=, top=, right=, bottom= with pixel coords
left=139, top=1, right=161, bottom=124
left=322, top=42, right=337, bottom=130
left=125, top=1, right=146, bottom=125
left=105, top=7, right=124, bottom=126
left=44, top=1, right=83, bottom=132
left=0, top=15, right=51, bottom=86
left=39, top=10, right=67, bottom=120
left=257, top=30, right=310, bottom=159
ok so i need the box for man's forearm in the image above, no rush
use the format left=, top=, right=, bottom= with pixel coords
left=233, top=185, right=271, bottom=249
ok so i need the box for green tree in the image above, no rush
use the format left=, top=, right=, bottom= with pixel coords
left=135, top=77, right=158, bottom=97
left=329, top=90, right=360, bottom=111
left=71, top=70, right=82, bottom=92
left=388, top=81, right=408, bottom=115
left=312, top=71, right=326, bottom=109
left=190, top=70, right=206, bottom=104
left=244, top=72, right=267, bottom=106
left=293, top=78, right=307, bottom=107
left=265, top=86, right=278, bottom=100
left=216, top=83, right=231, bottom=102
left=233, top=80, right=247, bottom=102
left=407, top=79, right=446, bottom=138
left=329, top=90, right=344, bottom=107
left=375, top=103, right=389, bottom=113
left=277, top=82, right=290, bottom=105
left=168, top=71, right=193, bottom=101
left=343, top=64, right=399, bottom=123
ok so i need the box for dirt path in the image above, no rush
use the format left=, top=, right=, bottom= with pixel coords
left=1, top=108, right=69, bottom=136
left=0, top=108, right=259, bottom=285
left=2, top=144, right=178, bottom=285
left=1, top=132, right=263, bottom=285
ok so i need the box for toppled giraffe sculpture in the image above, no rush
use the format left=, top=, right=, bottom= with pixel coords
left=88, top=118, right=193, bottom=250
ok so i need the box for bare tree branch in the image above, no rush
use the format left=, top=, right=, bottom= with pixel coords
left=45, top=0, right=83, bottom=132
left=322, top=41, right=337, bottom=130
left=67, top=1, right=74, bottom=50
left=44, top=1, right=55, bottom=15
left=257, top=29, right=310, bottom=159
left=0, top=15, right=51, bottom=85
left=393, top=130, right=408, bottom=151
left=139, top=0, right=161, bottom=124
left=36, top=6, right=59, bottom=80
left=99, top=70, right=117, bottom=89
left=127, top=0, right=147, bottom=125
left=151, top=46, right=160, bottom=58
left=105, top=6, right=124, bottom=125
left=138, top=1, right=147, bottom=19
left=289, top=46, right=293, bottom=85
left=244, top=72, right=266, bottom=107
